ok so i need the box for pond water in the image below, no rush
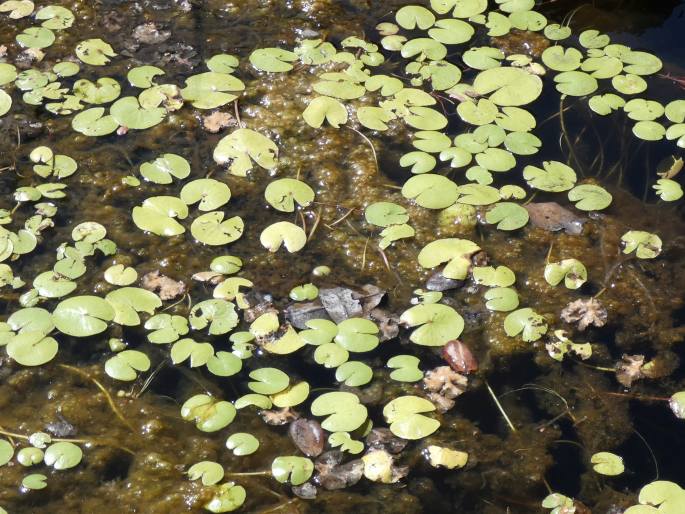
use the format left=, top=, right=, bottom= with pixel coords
left=0, top=0, right=684, bottom=513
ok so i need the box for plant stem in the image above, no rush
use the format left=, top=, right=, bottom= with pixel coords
left=485, top=380, right=516, bottom=432
left=59, top=364, right=135, bottom=433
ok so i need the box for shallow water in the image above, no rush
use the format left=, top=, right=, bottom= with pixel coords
left=0, top=1, right=684, bottom=513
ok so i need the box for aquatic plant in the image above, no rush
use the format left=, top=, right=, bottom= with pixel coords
left=0, top=0, right=683, bottom=512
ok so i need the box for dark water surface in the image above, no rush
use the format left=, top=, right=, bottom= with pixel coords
left=0, top=1, right=684, bottom=513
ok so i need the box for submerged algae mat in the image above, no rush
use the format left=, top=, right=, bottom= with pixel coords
left=1, top=0, right=685, bottom=512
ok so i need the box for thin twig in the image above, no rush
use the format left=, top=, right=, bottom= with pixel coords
left=347, top=126, right=379, bottom=175
left=59, top=364, right=135, bottom=432
left=485, top=380, right=516, bottom=432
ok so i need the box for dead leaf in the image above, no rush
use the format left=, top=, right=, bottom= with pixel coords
left=317, top=459, right=364, bottom=490
left=616, top=354, right=645, bottom=388
left=291, top=482, right=317, bottom=499
left=369, top=308, right=399, bottom=341
left=202, top=111, right=234, bottom=133
left=133, top=23, right=171, bottom=44
left=356, top=284, right=385, bottom=315
left=365, top=428, right=407, bottom=454
left=141, top=270, right=186, bottom=300
left=191, top=271, right=225, bottom=285
left=423, top=366, right=468, bottom=413
left=442, top=340, right=478, bottom=374
left=426, top=271, right=463, bottom=292
left=260, top=407, right=299, bottom=426
left=289, top=418, right=325, bottom=457
left=657, top=156, right=683, bottom=180
left=285, top=301, right=330, bottom=329
left=560, top=298, right=608, bottom=331
left=0, top=45, right=7, bottom=58
left=319, top=287, right=362, bottom=323
left=525, top=202, right=585, bottom=235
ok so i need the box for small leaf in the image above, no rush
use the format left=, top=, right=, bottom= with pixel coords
left=591, top=452, right=624, bottom=476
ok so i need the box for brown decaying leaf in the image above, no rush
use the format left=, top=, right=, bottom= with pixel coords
left=202, top=111, right=234, bottom=133
left=442, top=340, right=478, bottom=374
left=141, top=270, right=186, bottom=300
left=319, top=287, right=362, bottom=323
left=560, top=298, right=607, bottom=331
left=291, top=482, right=317, bottom=499
left=423, top=366, right=468, bottom=413
left=316, top=456, right=364, bottom=490
left=260, top=407, right=299, bottom=426
left=365, top=428, right=407, bottom=454
left=615, top=354, right=645, bottom=388
left=289, top=418, right=325, bottom=457
left=133, top=23, right=171, bottom=44
left=525, top=202, right=584, bottom=235
left=286, top=301, right=330, bottom=329
left=426, top=271, right=463, bottom=292
left=191, top=271, right=225, bottom=285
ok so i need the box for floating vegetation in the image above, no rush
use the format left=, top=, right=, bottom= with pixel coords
left=0, top=0, right=684, bottom=513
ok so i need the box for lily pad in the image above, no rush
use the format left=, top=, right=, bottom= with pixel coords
left=503, top=307, right=547, bottom=341
left=214, top=128, right=278, bottom=176
left=104, top=350, right=151, bottom=381
left=181, top=72, right=244, bottom=109
left=383, top=396, right=440, bottom=440
left=181, top=394, right=236, bottom=432
left=591, top=452, right=624, bottom=476
left=402, top=174, right=459, bottom=209
left=140, top=154, right=190, bottom=184
left=567, top=184, right=612, bottom=211
left=417, top=238, right=481, bottom=279
left=76, top=39, right=117, bottom=66
left=260, top=222, right=306, bottom=253
left=226, top=433, right=259, bottom=456
left=44, top=442, right=82, bottom=470
left=621, top=231, right=662, bottom=259
left=473, top=67, right=543, bottom=106
left=311, top=391, right=368, bottom=432
left=400, top=303, right=464, bottom=346
left=271, top=456, right=314, bottom=486
left=544, top=259, right=587, bottom=289
left=53, top=295, right=115, bottom=337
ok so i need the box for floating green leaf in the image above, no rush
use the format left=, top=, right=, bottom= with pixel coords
left=400, top=303, right=464, bottom=346
left=104, top=350, right=151, bottom=381
left=189, top=299, right=238, bottom=335
left=181, top=394, right=236, bottom=432
left=260, top=221, right=306, bottom=253
left=653, top=179, right=683, bottom=201
left=591, top=452, right=624, bottom=476
left=311, top=391, right=368, bottom=432
left=181, top=72, right=244, bottom=109
left=383, top=396, right=440, bottom=440
left=188, top=461, right=224, bottom=486
left=484, top=287, right=519, bottom=311
left=524, top=161, right=577, bottom=192
left=387, top=355, right=423, bottom=382
left=473, top=67, right=542, bottom=106
left=418, top=238, right=481, bottom=279
left=271, top=456, right=314, bottom=486
left=214, top=128, right=278, bottom=176
left=568, top=184, right=612, bottom=211
left=621, top=231, right=662, bottom=259
left=76, top=39, right=117, bottom=66
left=226, top=433, right=259, bottom=456
left=53, top=295, right=115, bottom=337
left=503, top=307, right=547, bottom=341
left=544, top=259, right=587, bottom=289
left=44, top=442, right=82, bottom=470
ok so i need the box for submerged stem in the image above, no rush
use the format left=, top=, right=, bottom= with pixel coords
left=59, top=364, right=135, bottom=433
left=485, top=380, right=516, bottom=432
